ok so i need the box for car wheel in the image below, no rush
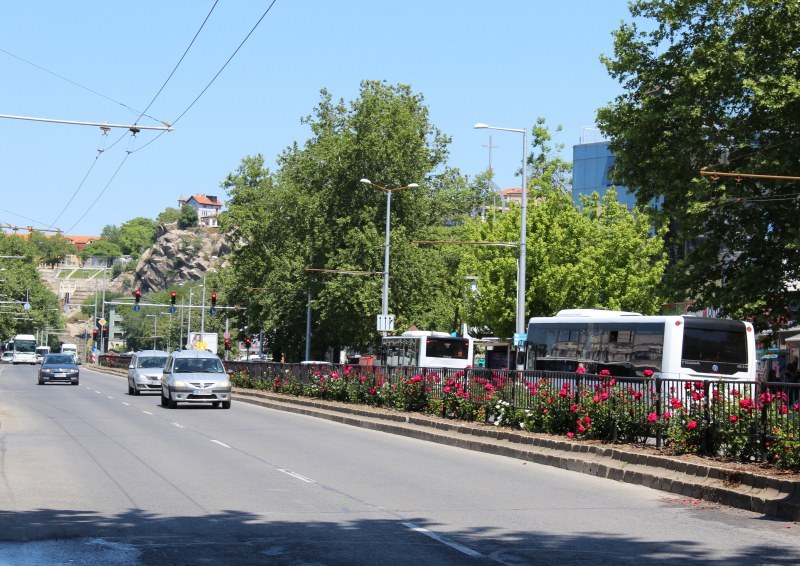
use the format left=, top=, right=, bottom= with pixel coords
left=212, top=402, right=220, bottom=408
left=168, top=389, right=177, bottom=409
left=128, top=381, right=134, bottom=395
left=38, top=377, right=44, bottom=385
left=161, top=388, right=169, bottom=407
left=72, top=380, right=79, bottom=386
left=134, top=386, right=140, bottom=396
left=222, top=400, right=231, bottom=409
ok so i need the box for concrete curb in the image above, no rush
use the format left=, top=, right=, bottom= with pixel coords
left=234, top=388, right=800, bottom=521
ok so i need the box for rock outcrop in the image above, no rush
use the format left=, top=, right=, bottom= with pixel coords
left=131, top=222, right=230, bottom=293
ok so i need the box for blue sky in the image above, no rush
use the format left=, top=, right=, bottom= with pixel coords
left=0, top=0, right=633, bottom=236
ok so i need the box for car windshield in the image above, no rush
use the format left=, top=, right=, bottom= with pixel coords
left=45, top=355, right=75, bottom=365
left=138, top=356, right=168, bottom=369
left=173, top=357, right=224, bottom=374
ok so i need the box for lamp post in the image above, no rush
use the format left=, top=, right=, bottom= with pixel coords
left=359, top=178, right=419, bottom=334
left=474, top=123, right=528, bottom=367
left=145, top=314, right=157, bottom=350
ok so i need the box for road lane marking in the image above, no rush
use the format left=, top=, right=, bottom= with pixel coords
left=170, top=422, right=184, bottom=429
left=122, top=402, right=130, bottom=406
left=277, top=469, right=315, bottom=483
left=142, top=411, right=153, bottom=415
left=402, top=522, right=482, bottom=557
left=210, top=439, right=231, bottom=448
left=107, top=396, right=114, bottom=399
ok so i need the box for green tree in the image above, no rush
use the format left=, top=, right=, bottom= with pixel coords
left=81, top=239, right=123, bottom=262
left=596, top=0, right=800, bottom=329
left=223, top=81, right=471, bottom=360
left=0, top=233, right=63, bottom=340
left=156, top=207, right=181, bottom=225
left=27, top=232, right=76, bottom=265
left=178, top=205, right=198, bottom=229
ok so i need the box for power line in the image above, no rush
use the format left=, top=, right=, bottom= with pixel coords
left=135, top=0, right=220, bottom=126
left=0, top=46, right=168, bottom=127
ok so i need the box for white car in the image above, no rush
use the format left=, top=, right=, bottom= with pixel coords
left=1, top=351, right=13, bottom=364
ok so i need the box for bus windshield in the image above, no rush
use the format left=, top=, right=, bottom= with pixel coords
left=14, top=339, right=36, bottom=353
left=426, top=337, right=470, bottom=360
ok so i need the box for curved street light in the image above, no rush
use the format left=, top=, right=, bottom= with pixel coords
left=474, top=123, right=528, bottom=368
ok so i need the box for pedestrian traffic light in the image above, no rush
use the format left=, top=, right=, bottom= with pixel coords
left=224, top=338, right=231, bottom=351
left=170, top=291, right=177, bottom=305
left=210, top=293, right=217, bottom=307
left=134, top=289, right=141, bottom=304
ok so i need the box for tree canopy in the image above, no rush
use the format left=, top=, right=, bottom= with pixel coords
left=596, top=0, right=800, bottom=329
left=222, top=81, right=482, bottom=361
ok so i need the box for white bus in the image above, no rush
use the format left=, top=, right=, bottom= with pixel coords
left=12, top=334, right=37, bottom=365
left=380, top=330, right=474, bottom=369
left=524, top=309, right=756, bottom=381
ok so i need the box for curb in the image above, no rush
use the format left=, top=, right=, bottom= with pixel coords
left=233, top=388, right=800, bottom=521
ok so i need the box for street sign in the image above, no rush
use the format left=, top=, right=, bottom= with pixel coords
left=169, top=305, right=176, bottom=315
left=133, top=304, right=141, bottom=312
left=377, top=314, right=395, bottom=332
left=513, top=332, right=527, bottom=347
left=98, top=318, right=107, bottom=327
left=224, top=331, right=230, bottom=339
left=209, top=307, right=217, bottom=315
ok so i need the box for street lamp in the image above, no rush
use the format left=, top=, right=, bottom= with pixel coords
left=179, top=282, right=203, bottom=347
left=474, top=123, right=528, bottom=367
left=145, top=314, right=157, bottom=350
left=359, top=178, right=419, bottom=334
left=200, top=256, right=219, bottom=345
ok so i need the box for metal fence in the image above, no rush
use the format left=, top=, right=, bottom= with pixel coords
left=225, top=360, right=800, bottom=460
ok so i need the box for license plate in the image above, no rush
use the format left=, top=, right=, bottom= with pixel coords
left=193, top=389, right=213, bottom=396
left=54, top=373, right=66, bottom=378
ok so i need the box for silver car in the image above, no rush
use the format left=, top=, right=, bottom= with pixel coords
left=161, top=350, right=231, bottom=409
left=128, top=350, right=169, bottom=395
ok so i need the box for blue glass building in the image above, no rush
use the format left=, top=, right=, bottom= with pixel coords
left=571, top=141, right=637, bottom=210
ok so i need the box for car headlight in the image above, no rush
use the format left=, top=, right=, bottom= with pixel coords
left=172, top=380, right=189, bottom=388
left=41, top=369, right=53, bottom=374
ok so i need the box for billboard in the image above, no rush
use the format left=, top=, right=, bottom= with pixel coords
left=186, top=332, right=218, bottom=353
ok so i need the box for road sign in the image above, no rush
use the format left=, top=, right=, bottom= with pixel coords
left=169, top=305, right=176, bottom=315
left=133, top=304, right=141, bottom=313
left=209, top=307, right=217, bottom=315
left=377, top=314, right=395, bottom=332
left=98, top=317, right=107, bottom=327
left=224, top=331, right=230, bottom=339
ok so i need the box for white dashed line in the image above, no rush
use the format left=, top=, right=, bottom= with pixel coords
left=142, top=410, right=153, bottom=415
left=210, top=439, right=230, bottom=449
left=277, top=469, right=315, bottom=483
left=107, top=396, right=114, bottom=399
left=122, top=402, right=130, bottom=406
left=402, top=522, right=482, bottom=557
left=171, top=422, right=184, bottom=429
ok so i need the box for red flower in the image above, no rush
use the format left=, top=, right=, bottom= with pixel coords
left=731, top=389, right=740, bottom=397
left=633, top=391, right=643, bottom=400
left=570, top=404, right=579, bottom=413
left=730, top=415, right=739, bottom=423
left=647, top=412, right=658, bottom=423
left=670, top=398, right=683, bottom=409
left=566, top=432, right=575, bottom=439
left=643, top=369, right=654, bottom=378
left=687, top=420, right=698, bottom=430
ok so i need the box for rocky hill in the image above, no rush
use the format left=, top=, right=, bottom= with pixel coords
left=127, top=222, right=230, bottom=293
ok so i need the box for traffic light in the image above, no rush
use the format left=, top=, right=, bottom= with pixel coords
left=210, top=292, right=217, bottom=307
left=244, top=337, right=252, bottom=349
left=224, top=338, right=231, bottom=351
left=170, top=291, right=177, bottom=305
left=92, top=328, right=99, bottom=341
left=134, top=289, right=141, bottom=304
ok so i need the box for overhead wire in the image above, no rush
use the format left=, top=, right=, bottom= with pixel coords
left=131, top=0, right=279, bottom=155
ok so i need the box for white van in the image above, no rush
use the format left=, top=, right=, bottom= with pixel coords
left=61, top=343, right=79, bottom=364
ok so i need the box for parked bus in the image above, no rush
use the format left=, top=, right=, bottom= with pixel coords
left=524, top=309, right=756, bottom=381
left=380, top=330, right=474, bottom=369
left=12, top=334, right=37, bottom=365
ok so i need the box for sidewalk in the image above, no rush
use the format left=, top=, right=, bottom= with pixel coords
left=233, top=388, right=800, bottom=521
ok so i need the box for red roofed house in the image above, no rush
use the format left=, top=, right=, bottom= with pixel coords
left=177, top=194, right=224, bottom=227
left=500, top=187, right=527, bottom=206
left=64, top=235, right=100, bottom=252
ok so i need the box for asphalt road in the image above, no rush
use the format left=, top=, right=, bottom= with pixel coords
left=1, top=361, right=799, bottom=565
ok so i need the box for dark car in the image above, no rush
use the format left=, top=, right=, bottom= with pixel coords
left=38, top=353, right=80, bottom=385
